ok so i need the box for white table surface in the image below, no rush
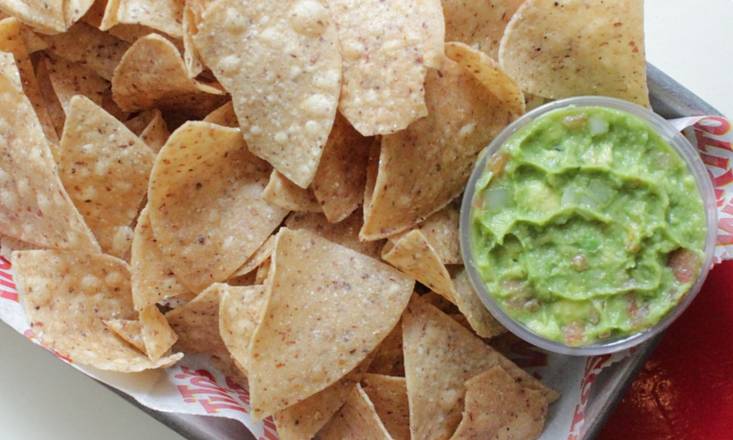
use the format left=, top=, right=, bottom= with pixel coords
left=2, top=1, right=732, bottom=439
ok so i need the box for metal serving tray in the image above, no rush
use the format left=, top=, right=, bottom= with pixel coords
left=104, top=64, right=722, bottom=440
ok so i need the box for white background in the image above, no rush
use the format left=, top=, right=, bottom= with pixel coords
left=2, top=1, right=732, bottom=439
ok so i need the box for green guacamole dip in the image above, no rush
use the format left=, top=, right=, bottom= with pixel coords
left=470, top=106, right=707, bottom=346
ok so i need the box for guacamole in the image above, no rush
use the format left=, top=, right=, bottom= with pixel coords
left=470, top=106, right=707, bottom=346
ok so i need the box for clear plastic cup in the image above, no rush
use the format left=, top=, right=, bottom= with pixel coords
left=459, top=96, right=718, bottom=356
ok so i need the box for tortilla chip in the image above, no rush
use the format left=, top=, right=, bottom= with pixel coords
left=368, top=322, right=404, bottom=376
left=100, top=88, right=129, bottom=120
left=34, top=58, right=66, bottom=145
left=525, top=93, right=549, bottom=112
left=402, top=297, right=555, bottom=440
left=311, top=113, right=371, bottom=223
left=443, top=0, right=524, bottom=59
left=219, top=284, right=266, bottom=373
left=44, top=54, right=108, bottom=114
left=124, top=108, right=157, bottom=134
left=275, top=357, right=372, bottom=440
left=41, top=22, right=130, bottom=80
left=263, top=171, right=321, bottom=213
left=445, top=42, right=526, bottom=114
left=66, top=0, right=96, bottom=27
left=166, top=282, right=228, bottom=358
left=361, top=55, right=523, bottom=240
left=362, top=139, right=380, bottom=223
left=0, top=54, right=99, bottom=252
left=328, top=0, right=444, bottom=136
left=17, top=26, right=46, bottom=53
left=181, top=0, right=212, bottom=78
left=382, top=230, right=456, bottom=303
left=316, top=384, right=392, bottom=440
left=254, top=259, right=270, bottom=285
left=203, top=101, right=237, bottom=127
left=58, top=95, right=153, bottom=259
left=101, top=0, right=182, bottom=38
left=452, top=269, right=506, bottom=339
left=499, top=0, right=649, bottom=106
left=362, top=374, right=410, bottom=440
left=131, top=206, right=191, bottom=310
left=451, top=366, right=548, bottom=440
left=232, top=235, right=276, bottom=278
left=285, top=210, right=382, bottom=258
left=13, top=250, right=182, bottom=371
left=248, top=228, right=414, bottom=418
left=139, top=109, right=169, bottom=152
left=0, top=234, right=34, bottom=260
left=111, top=33, right=225, bottom=117
left=148, top=121, right=288, bottom=292
left=0, top=17, right=58, bottom=143
left=104, top=318, right=145, bottom=353
left=194, top=0, right=341, bottom=188
left=139, top=304, right=177, bottom=361
left=0, top=0, right=66, bottom=33
left=398, top=205, right=461, bottom=265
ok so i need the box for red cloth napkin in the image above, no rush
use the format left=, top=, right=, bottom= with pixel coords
left=598, top=261, right=733, bottom=439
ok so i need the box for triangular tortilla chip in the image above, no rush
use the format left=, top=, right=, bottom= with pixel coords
left=263, top=171, right=321, bottom=213
left=203, top=100, right=237, bottom=127
left=0, top=234, right=34, bottom=260
left=232, top=235, right=276, bottom=278
left=33, top=55, right=66, bottom=141
left=140, top=304, right=178, bottom=361
left=394, top=205, right=461, bottom=265
left=452, top=269, right=506, bottom=339
left=363, top=139, right=380, bottom=223
left=58, top=95, right=153, bottom=259
left=219, top=284, right=266, bottom=373
left=101, top=0, right=183, bottom=39
left=139, top=108, right=169, bottom=152
left=368, top=322, right=404, bottom=376
left=285, top=210, right=382, bottom=258
left=125, top=109, right=157, bottom=135
left=316, top=384, right=392, bottom=440
left=112, top=33, right=225, bottom=117
left=361, top=55, right=523, bottom=240
left=194, top=0, right=341, bottom=188
left=312, top=113, right=372, bottom=223
left=327, top=0, right=444, bottom=136
left=104, top=318, right=145, bottom=353
left=248, top=228, right=414, bottom=418
left=13, top=250, right=182, bottom=371
left=382, top=230, right=456, bottom=303
left=254, top=259, right=270, bottom=285
left=0, top=17, right=59, bottom=143
left=0, top=54, right=99, bottom=252
left=44, top=54, right=108, bottom=113
left=499, top=0, right=649, bottom=106
left=0, top=0, right=66, bottom=33
left=166, top=282, right=228, bottom=358
left=362, top=374, right=410, bottom=440
left=274, top=355, right=373, bottom=440
left=445, top=42, right=526, bottom=114
left=181, top=1, right=203, bottom=78
left=443, top=0, right=524, bottom=59
left=450, top=366, right=549, bottom=440
left=131, top=206, right=191, bottom=311
left=41, top=22, right=130, bottom=80
left=402, top=297, right=555, bottom=440
left=65, top=0, right=96, bottom=28
left=148, top=121, right=288, bottom=292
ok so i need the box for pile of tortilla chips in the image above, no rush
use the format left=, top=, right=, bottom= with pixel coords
left=1, top=0, right=648, bottom=438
